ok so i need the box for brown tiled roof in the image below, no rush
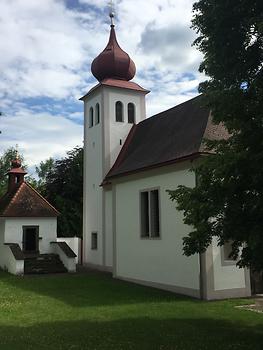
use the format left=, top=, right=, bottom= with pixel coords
left=105, top=95, right=227, bottom=180
left=102, top=78, right=149, bottom=92
left=80, top=78, right=149, bottom=100
left=0, top=182, right=59, bottom=217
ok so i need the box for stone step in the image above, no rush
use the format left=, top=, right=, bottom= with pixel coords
left=25, top=261, right=62, bottom=267
left=24, top=254, right=67, bottom=274
left=25, top=266, right=67, bottom=274
left=25, top=254, right=60, bottom=259
left=24, top=262, right=66, bottom=266
left=24, top=267, right=67, bottom=274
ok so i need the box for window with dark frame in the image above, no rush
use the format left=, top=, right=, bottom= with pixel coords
left=150, top=190, right=160, bottom=237
left=223, top=241, right=236, bottom=261
left=95, top=103, right=100, bottom=124
left=89, top=107, right=94, bottom=127
left=91, top=232, right=98, bottom=250
left=141, top=191, right=149, bottom=237
left=140, top=189, right=160, bottom=238
left=128, top=103, right=135, bottom=124
left=116, top=101, right=124, bottom=122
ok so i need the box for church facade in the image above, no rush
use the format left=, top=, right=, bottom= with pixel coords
left=82, top=19, right=251, bottom=300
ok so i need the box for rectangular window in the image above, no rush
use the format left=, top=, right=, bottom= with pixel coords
left=91, top=232, right=98, bottom=250
left=150, top=190, right=160, bottom=237
left=141, top=192, right=149, bottom=237
left=223, top=241, right=235, bottom=261
left=140, top=189, right=160, bottom=238
left=89, top=107, right=94, bottom=128
left=221, top=240, right=237, bottom=266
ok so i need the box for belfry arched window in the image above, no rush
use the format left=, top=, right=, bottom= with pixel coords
left=95, top=103, right=100, bottom=125
left=116, top=101, right=124, bottom=122
left=128, top=103, right=135, bottom=124
left=89, top=107, right=94, bottom=128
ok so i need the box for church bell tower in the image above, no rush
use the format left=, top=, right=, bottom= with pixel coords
left=81, top=8, right=149, bottom=269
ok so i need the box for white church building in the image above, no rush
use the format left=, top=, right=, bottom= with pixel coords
left=81, top=17, right=251, bottom=300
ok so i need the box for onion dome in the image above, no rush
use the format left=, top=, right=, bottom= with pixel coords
left=11, top=157, right=22, bottom=168
left=8, top=152, right=26, bottom=175
left=91, top=24, right=136, bottom=82
left=8, top=154, right=27, bottom=176
left=7, top=154, right=27, bottom=192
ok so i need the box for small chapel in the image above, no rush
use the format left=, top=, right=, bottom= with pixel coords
left=81, top=11, right=253, bottom=300
left=0, top=155, right=76, bottom=274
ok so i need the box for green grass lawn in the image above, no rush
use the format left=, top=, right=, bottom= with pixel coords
left=0, top=270, right=262, bottom=350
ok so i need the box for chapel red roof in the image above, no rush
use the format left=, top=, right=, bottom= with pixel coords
left=0, top=182, right=59, bottom=217
left=80, top=78, right=149, bottom=100
left=104, top=96, right=228, bottom=181
left=91, top=24, right=136, bottom=82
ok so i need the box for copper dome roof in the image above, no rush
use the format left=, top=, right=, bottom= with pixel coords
left=91, top=25, right=136, bottom=82
left=11, top=158, right=22, bottom=168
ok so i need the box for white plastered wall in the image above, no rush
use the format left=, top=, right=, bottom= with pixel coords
left=113, top=162, right=200, bottom=296
left=106, top=88, right=146, bottom=167
left=83, top=85, right=147, bottom=269
left=212, top=237, right=246, bottom=291
left=0, top=219, right=17, bottom=272
left=83, top=90, right=104, bottom=266
left=4, top=217, right=57, bottom=253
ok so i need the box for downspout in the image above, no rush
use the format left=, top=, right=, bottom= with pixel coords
left=195, top=167, right=205, bottom=300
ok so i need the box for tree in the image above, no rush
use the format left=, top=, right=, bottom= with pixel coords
left=44, top=147, right=83, bottom=237
left=35, top=158, right=55, bottom=195
left=168, top=0, right=263, bottom=270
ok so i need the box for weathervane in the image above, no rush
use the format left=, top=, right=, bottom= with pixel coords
left=108, top=0, right=115, bottom=26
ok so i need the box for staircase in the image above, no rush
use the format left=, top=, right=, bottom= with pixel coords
left=24, top=254, right=67, bottom=274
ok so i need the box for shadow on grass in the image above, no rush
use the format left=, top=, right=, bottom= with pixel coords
left=0, top=317, right=263, bottom=350
left=0, top=271, right=191, bottom=307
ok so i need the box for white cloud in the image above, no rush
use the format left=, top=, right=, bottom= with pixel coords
left=0, top=108, right=83, bottom=167
left=0, top=0, right=99, bottom=102
left=0, top=0, right=204, bottom=168
left=144, top=75, right=200, bottom=117
left=79, top=0, right=107, bottom=7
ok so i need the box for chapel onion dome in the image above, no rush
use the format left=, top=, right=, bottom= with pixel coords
left=91, top=24, right=136, bottom=82
left=11, top=157, right=22, bottom=168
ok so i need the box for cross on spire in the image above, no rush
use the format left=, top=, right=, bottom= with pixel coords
left=15, top=144, right=19, bottom=159
left=108, top=0, right=115, bottom=26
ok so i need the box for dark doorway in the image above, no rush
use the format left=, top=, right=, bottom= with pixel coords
left=251, top=270, right=263, bottom=295
left=23, top=226, right=39, bottom=253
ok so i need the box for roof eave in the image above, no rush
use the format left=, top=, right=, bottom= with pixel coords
left=103, top=152, right=211, bottom=185
left=0, top=214, right=59, bottom=218
left=79, top=81, right=150, bottom=101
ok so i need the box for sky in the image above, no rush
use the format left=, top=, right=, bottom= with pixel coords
left=0, top=0, right=204, bottom=175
